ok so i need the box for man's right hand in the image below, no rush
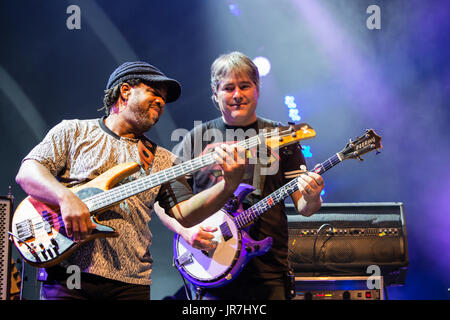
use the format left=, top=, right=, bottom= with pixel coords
left=182, top=225, right=218, bottom=251
left=58, top=191, right=96, bottom=242
left=16, top=160, right=97, bottom=242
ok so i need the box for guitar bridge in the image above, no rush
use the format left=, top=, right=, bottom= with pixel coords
left=15, top=219, right=34, bottom=241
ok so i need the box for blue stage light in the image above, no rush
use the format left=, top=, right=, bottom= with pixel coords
left=284, top=95, right=301, bottom=121
left=228, top=3, right=241, bottom=16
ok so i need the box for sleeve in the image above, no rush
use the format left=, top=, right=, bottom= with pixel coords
left=172, top=131, right=194, bottom=163
left=281, top=142, right=307, bottom=181
left=172, top=128, right=197, bottom=188
left=22, top=120, right=74, bottom=176
left=155, top=175, right=194, bottom=212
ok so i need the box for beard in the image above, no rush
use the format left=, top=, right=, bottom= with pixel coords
left=129, top=103, right=160, bottom=133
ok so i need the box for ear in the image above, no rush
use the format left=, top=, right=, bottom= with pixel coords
left=120, top=83, right=132, bottom=101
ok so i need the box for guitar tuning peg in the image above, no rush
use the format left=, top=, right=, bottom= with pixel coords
left=353, top=152, right=364, bottom=161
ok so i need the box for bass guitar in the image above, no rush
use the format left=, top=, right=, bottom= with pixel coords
left=11, top=123, right=316, bottom=267
left=173, top=129, right=382, bottom=288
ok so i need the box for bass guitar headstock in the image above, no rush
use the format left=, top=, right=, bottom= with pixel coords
left=265, top=123, right=316, bottom=149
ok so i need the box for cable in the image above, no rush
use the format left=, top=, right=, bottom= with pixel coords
left=172, top=257, right=193, bottom=300
left=20, top=258, right=25, bottom=300
left=384, top=284, right=389, bottom=300
left=312, top=223, right=334, bottom=267
left=8, top=231, right=33, bottom=251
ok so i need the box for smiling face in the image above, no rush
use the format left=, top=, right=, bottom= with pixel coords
left=214, top=71, right=259, bottom=126
left=123, top=82, right=168, bottom=133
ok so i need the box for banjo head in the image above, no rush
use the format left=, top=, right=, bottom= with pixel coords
left=174, top=210, right=241, bottom=283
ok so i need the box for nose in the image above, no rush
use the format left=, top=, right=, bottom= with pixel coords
left=155, top=96, right=166, bottom=109
left=233, top=88, right=243, bottom=102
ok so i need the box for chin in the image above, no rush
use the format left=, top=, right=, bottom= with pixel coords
left=137, top=118, right=157, bottom=132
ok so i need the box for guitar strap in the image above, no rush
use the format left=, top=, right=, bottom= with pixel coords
left=137, top=136, right=157, bottom=172
left=251, top=118, right=279, bottom=199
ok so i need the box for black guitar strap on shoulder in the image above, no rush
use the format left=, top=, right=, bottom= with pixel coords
left=251, top=117, right=279, bottom=199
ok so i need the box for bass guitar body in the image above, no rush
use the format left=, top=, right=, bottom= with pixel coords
left=11, top=162, right=140, bottom=267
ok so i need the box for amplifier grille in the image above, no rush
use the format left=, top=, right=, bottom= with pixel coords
left=0, top=196, right=12, bottom=300
left=287, top=202, right=409, bottom=285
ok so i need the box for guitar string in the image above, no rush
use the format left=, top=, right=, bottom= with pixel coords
left=22, top=139, right=322, bottom=235
left=85, top=140, right=256, bottom=211
left=20, top=128, right=307, bottom=228
left=19, top=137, right=255, bottom=227
left=83, top=127, right=302, bottom=210
left=233, top=154, right=340, bottom=230
left=21, top=138, right=318, bottom=232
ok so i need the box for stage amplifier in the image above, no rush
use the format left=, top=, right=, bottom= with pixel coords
left=0, top=195, right=13, bottom=300
left=286, top=202, right=408, bottom=285
left=293, top=276, right=383, bottom=300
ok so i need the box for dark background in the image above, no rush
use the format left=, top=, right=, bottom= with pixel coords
left=1, top=0, right=449, bottom=299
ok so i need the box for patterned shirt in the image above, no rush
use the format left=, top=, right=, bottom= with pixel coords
left=24, top=118, right=192, bottom=285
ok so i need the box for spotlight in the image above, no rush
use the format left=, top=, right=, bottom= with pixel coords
left=302, top=145, right=312, bottom=158
left=228, top=3, right=241, bottom=16
left=252, top=56, right=271, bottom=77
left=284, top=95, right=301, bottom=121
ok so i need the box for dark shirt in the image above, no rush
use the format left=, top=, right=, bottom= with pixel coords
left=174, top=117, right=306, bottom=276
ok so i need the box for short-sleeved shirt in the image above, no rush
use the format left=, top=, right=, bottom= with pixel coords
left=23, top=118, right=193, bottom=285
left=173, top=117, right=306, bottom=277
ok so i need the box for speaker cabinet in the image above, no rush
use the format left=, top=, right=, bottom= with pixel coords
left=0, top=196, right=13, bottom=300
left=287, top=202, right=409, bottom=285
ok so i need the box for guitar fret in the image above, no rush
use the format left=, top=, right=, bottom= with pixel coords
left=85, top=129, right=298, bottom=214
left=87, top=153, right=217, bottom=212
left=233, top=177, right=299, bottom=230
left=234, top=153, right=344, bottom=229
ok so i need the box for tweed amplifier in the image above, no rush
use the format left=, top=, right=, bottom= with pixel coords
left=286, top=202, right=408, bottom=285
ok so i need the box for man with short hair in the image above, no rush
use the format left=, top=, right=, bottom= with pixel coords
left=15, top=61, right=245, bottom=300
left=160, top=52, right=324, bottom=300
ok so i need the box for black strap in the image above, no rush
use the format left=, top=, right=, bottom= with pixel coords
left=250, top=117, right=280, bottom=199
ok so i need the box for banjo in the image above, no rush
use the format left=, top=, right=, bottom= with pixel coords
left=174, top=129, right=382, bottom=288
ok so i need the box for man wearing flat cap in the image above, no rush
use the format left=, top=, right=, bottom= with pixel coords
left=15, top=61, right=245, bottom=300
